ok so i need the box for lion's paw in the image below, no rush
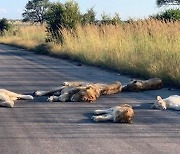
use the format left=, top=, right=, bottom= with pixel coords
left=47, top=96, right=55, bottom=102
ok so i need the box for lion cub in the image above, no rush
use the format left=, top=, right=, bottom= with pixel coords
left=122, top=78, right=163, bottom=92
left=0, top=89, right=33, bottom=108
left=92, top=104, right=134, bottom=123
left=151, top=95, right=180, bottom=110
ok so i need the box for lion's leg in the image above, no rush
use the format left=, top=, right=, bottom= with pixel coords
left=0, top=93, right=14, bottom=108
left=17, top=95, right=33, bottom=100
left=0, top=89, right=33, bottom=100
left=47, top=96, right=60, bottom=102
left=0, top=89, right=21, bottom=98
left=0, top=101, right=14, bottom=108
left=172, top=105, right=180, bottom=111
left=35, top=86, right=65, bottom=96
left=92, top=114, right=113, bottom=122
left=47, top=93, right=70, bottom=102
left=94, top=108, right=114, bottom=114
left=59, top=93, right=70, bottom=102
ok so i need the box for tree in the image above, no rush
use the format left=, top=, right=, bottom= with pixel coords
left=45, top=1, right=81, bottom=42
left=45, top=2, right=65, bottom=42
left=63, top=0, right=81, bottom=29
left=100, top=13, right=122, bottom=25
left=0, top=18, right=11, bottom=35
left=22, top=0, right=50, bottom=24
left=111, top=13, right=122, bottom=25
left=157, top=0, right=180, bottom=7
left=152, top=8, right=180, bottom=21
left=81, top=8, right=96, bottom=25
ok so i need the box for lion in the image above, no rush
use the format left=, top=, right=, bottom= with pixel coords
left=122, top=78, right=163, bottom=92
left=35, top=81, right=122, bottom=102
left=0, top=89, right=33, bottom=108
left=70, top=85, right=101, bottom=102
left=47, top=86, right=89, bottom=102
left=92, top=104, right=134, bottom=123
left=151, top=95, right=180, bottom=110
left=63, top=81, right=122, bottom=95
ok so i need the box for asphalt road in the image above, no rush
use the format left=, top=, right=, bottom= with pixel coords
left=0, top=44, right=179, bottom=154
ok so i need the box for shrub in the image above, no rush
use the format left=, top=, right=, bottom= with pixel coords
left=0, top=18, right=11, bottom=35
left=81, top=8, right=96, bottom=25
left=45, top=1, right=81, bottom=43
left=152, top=9, right=180, bottom=21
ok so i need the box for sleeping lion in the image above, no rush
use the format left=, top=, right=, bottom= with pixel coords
left=0, top=89, right=33, bottom=108
left=92, top=104, right=134, bottom=123
left=151, top=95, right=180, bottom=110
left=35, top=81, right=122, bottom=103
left=122, top=78, right=163, bottom=92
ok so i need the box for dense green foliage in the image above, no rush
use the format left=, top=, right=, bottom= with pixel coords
left=45, top=2, right=65, bottom=42
left=45, top=1, right=81, bottom=42
left=81, top=8, right=96, bottom=25
left=0, top=18, right=11, bottom=35
left=22, top=0, right=50, bottom=24
left=152, top=9, right=180, bottom=21
left=101, top=13, right=122, bottom=25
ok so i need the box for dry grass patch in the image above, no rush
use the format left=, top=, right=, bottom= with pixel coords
left=0, top=20, right=180, bottom=86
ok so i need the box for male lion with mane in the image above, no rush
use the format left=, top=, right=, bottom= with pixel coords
left=92, top=104, right=134, bottom=123
left=35, top=81, right=122, bottom=103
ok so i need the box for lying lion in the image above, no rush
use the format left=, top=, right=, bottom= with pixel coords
left=151, top=95, right=180, bottom=110
left=0, top=89, right=33, bottom=108
left=92, top=104, right=134, bottom=123
left=35, top=81, right=122, bottom=103
left=122, top=78, right=163, bottom=92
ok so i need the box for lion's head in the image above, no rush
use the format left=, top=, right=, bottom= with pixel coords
left=122, top=80, right=143, bottom=92
left=151, top=96, right=167, bottom=110
left=71, top=85, right=100, bottom=102
left=113, top=104, right=134, bottom=123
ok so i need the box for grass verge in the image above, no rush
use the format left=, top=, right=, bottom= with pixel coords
left=0, top=20, right=180, bottom=87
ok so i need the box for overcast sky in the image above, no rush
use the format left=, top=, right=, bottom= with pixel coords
left=0, top=0, right=174, bottom=20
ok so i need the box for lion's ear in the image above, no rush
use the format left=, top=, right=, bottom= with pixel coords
left=86, top=85, right=93, bottom=89
left=157, top=96, right=162, bottom=101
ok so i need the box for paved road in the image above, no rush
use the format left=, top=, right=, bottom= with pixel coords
left=0, top=44, right=179, bottom=154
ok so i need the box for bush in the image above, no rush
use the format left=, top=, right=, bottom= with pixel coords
left=0, top=18, right=11, bottom=35
left=81, top=8, right=96, bottom=25
left=45, top=2, right=65, bottom=42
left=45, top=1, right=81, bottom=43
left=152, top=9, right=180, bottom=21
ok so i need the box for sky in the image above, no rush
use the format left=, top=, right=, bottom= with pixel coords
left=0, top=0, right=176, bottom=20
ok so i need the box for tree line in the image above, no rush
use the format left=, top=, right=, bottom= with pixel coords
left=0, top=0, right=179, bottom=41
left=21, top=0, right=180, bottom=42
left=22, top=0, right=180, bottom=25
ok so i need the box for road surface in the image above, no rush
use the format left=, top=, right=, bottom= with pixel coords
left=0, top=44, right=179, bottom=154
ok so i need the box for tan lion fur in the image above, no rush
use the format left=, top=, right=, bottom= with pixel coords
left=92, top=104, right=134, bottom=123
left=0, top=89, right=33, bottom=108
left=35, top=81, right=122, bottom=102
left=122, top=78, right=163, bottom=92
